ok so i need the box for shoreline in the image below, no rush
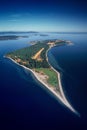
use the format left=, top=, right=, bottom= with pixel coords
left=5, top=56, right=80, bottom=116
left=4, top=41, right=80, bottom=116
left=46, top=44, right=80, bottom=115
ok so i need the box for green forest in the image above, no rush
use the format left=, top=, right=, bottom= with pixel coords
left=6, top=39, right=65, bottom=88
left=7, top=40, right=50, bottom=68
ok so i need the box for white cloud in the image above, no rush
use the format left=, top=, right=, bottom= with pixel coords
left=8, top=19, right=18, bottom=22
left=10, top=14, right=21, bottom=18
left=10, top=13, right=32, bottom=18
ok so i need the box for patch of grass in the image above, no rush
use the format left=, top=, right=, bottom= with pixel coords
left=35, top=68, right=58, bottom=87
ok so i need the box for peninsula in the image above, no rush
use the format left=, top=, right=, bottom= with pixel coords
left=6, top=39, right=79, bottom=115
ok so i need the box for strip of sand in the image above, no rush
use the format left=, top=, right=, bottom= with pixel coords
left=5, top=56, right=80, bottom=117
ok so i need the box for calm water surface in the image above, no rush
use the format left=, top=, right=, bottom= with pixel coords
left=0, top=33, right=86, bottom=129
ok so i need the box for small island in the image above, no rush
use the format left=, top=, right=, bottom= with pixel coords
left=5, top=39, right=78, bottom=115
left=0, top=35, right=28, bottom=41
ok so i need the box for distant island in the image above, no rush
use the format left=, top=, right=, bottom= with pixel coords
left=40, top=34, right=48, bottom=36
left=0, top=35, right=28, bottom=41
left=5, top=39, right=78, bottom=115
left=0, top=31, right=38, bottom=34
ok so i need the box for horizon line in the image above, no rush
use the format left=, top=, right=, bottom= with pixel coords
left=0, top=31, right=87, bottom=33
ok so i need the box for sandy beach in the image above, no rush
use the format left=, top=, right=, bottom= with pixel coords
left=6, top=56, right=80, bottom=116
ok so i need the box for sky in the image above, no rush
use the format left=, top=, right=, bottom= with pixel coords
left=0, top=0, right=87, bottom=32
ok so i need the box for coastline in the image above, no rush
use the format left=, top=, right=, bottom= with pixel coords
left=46, top=43, right=80, bottom=115
left=4, top=41, right=80, bottom=116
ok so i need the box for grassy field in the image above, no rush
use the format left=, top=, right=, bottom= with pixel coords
left=34, top=68, right=58, bottom=88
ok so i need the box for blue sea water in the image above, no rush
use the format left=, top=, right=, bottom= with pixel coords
left=0, top=33, right=87, bottom=130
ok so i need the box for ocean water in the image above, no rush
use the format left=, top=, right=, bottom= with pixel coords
left=0, top=33, right=87, bottom=129
left=49, top=34, right=87, bottom=119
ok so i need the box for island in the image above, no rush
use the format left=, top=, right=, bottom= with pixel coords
left=5, top=39, right=79, bottom=115
left=0, top=35, right=28, bottom=41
